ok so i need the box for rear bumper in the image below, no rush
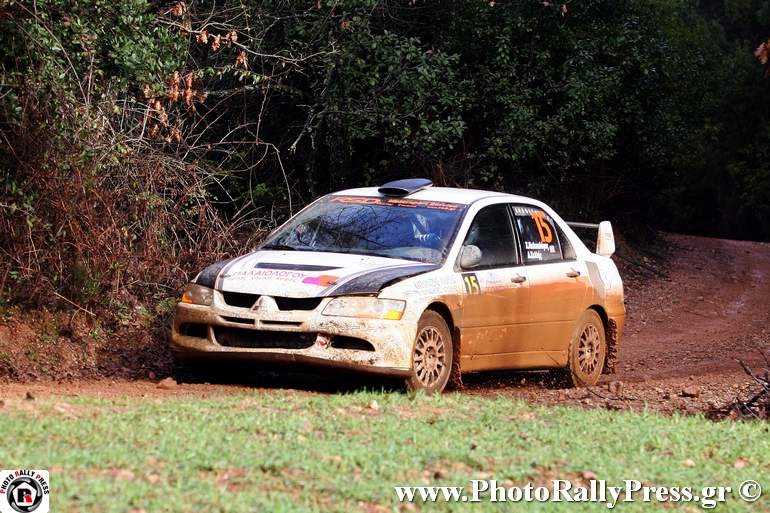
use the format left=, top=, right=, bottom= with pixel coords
left=171, top=301, right=413, bottom=377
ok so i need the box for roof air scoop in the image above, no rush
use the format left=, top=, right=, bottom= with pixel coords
left=377, top=178, right=433, bottom=197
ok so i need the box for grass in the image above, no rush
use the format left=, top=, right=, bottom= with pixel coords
left=0, top=390, right=767, bottom=512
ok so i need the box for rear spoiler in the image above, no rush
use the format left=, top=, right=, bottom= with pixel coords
left=566, top=221, right=616, bottom=257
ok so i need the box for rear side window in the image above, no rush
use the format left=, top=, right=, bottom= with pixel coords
left=558, top=225, right=576, bottom=260
left=512, top=205, right=563, bottom=263
left=462, top=204, right=519, bottom=268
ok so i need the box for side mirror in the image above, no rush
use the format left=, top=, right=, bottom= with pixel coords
left=596, top=221, right=616, bottom=257
left=459, top=245, right=482, bottom=269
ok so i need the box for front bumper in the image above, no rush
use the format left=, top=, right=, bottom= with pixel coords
left=171, top=292, right=413, bottom=377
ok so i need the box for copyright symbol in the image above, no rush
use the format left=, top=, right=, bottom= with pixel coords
left=738, top=480, right=762, bottom=502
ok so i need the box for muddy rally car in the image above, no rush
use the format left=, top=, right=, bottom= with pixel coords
left=172, top=179, right=624, bottom=392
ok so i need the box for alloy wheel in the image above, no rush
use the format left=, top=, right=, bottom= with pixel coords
left=413, top=326, right=446, bottom=388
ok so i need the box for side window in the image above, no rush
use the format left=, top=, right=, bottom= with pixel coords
left=558, top=225, right=576, bottom=260
left=462, top=204, right=519, bottom=268
left=512, top=205, right=563, bottom=264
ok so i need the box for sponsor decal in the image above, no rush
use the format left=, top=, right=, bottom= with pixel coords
left=330, top=196, right=462, bottom=211
left=513, top=206, right=560, bottom=263
left=512, top=206, right=537, bottom=217
left=225, top=269, right=339, bottom=286
left=524, top=240, right=557, bottom=262
left=529, top=211, right=553, bottom=243
left=0, top=470, right=49, bottom=513
left=302, top=275, right=339, bottom=286
left=480, top=271, right=511, bottom=292
left=405, top=275, right=460, bottom=298
left=227, top=269, right=308, bottom=281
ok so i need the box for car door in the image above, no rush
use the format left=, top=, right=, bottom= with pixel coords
left=456, top=203, right=531, bottom=360
left=511, top=204, right=589, bottom=354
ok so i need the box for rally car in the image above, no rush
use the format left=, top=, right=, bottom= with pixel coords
left=171, top=178, right=625, bottom=393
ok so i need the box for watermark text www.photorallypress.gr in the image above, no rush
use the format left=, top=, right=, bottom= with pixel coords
left=394, top=479, right=762, bottom=509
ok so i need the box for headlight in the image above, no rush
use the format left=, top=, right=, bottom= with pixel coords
left=322, top=297, right=406, bottom=320
left=180, top=283, right=213, bottom=306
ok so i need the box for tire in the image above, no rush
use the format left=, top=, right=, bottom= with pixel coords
left=406, top=310, right=453, bottom=394
left=562, top=309, right=607, bottom=387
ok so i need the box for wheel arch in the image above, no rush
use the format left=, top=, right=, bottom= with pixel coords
left=587, top=304, right=619, bottom=374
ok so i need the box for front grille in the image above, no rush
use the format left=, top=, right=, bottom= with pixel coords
left=214, top=326, right=316, bottom=349
left=220, top=291, right=323, bottom=311
left=274, top=296, right=324, bottom=311
left=221, top=291, right=259, bottom=308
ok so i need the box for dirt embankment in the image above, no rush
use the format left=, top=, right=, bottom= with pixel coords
left=0, top=308, right=171, bottom=381
left=1, top=233, right=769, bottom=414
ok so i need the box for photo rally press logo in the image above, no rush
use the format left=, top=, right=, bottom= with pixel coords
left=0, top=471, right=49, bottom=513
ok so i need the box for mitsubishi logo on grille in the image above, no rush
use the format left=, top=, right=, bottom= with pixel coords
left=252, top=296, right=278, bottom=312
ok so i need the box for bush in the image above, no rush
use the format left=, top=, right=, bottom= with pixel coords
left=2, top=0, right=769, bottom=317
left=0, top=0, right=265, bottom=311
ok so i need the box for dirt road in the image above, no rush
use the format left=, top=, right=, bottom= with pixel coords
left=620, top=234, right=769, bottom=380
left=463, top=233, right=770, bottom=413
left=3, top=233, right=770, bottom=414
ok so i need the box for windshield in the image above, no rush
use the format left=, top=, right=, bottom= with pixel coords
left=262, top=195, right=467, bottom=264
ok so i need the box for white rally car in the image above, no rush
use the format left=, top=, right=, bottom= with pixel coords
left=172, top=179, right=625, bottom=393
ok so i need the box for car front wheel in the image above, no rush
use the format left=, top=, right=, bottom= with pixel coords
left=406, top=310, right=453, bottom=394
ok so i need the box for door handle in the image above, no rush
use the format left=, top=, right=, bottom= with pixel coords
left=566, top=270, right=581, bottom=278
left=511, top=274, right=527, bottom=283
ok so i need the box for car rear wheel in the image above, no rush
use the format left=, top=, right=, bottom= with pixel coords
left=561, top=309, right=607, bottom=387
left=406, top=310, right=453, bottom=394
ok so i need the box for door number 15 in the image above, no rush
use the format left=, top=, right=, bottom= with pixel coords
left=462, top=273, right=480, bottom=295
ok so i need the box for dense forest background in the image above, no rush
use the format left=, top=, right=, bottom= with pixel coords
left=1, top=0, right=769, bottom=314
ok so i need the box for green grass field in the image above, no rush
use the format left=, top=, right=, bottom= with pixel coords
left=0, top=390, right=767, bottom=512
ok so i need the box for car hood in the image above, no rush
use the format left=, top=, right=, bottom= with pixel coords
left=204, top=250, right=440, bottom=298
